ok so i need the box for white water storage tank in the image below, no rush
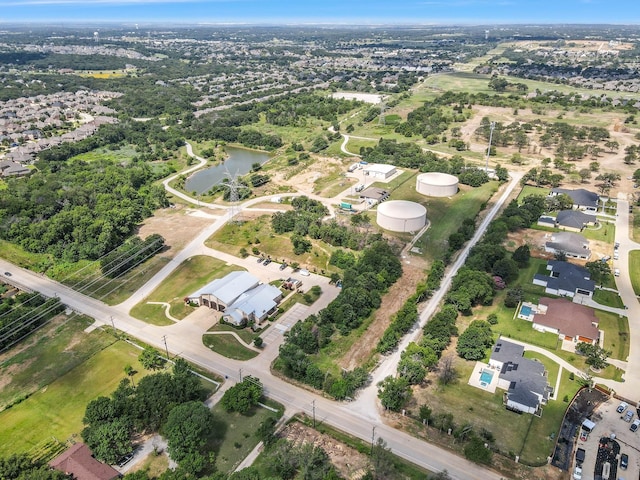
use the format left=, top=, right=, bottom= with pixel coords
left=376, top=200, right=427, bottom=233
left=416, top=172, right=459, bottom=197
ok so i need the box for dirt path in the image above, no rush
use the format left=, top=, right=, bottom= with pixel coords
left=339, top=263, right=426, bottom=371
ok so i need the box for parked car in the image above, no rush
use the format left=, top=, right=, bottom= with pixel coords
left=615, top=242, right=620, bottom=249
left=601, top=255, right=611, bottom=262
left=630, top=419, right=640, bottom=432
left=299, top=269, right=310, bottom=276
left=116, top=452, right=134, bottom=468
left=617, top=402, right=628, bottom=413
left=614, top=252, right=619, bottom=260
left=620, top=453, right=629, bottom=470
left=279, top=262, right=287, bottom=271
left=572, top=466, right=582, bottom=480
left=614, top=268, right=620, bottom=277
left=257, top=257, right=264, bottom=263
left=580, top=430, right=588, bottom=442
left=3, top=272, right=11, bottom=276
left=263, top=258, right=272, bottom=266
left=624, top=410, right=634, bottom=422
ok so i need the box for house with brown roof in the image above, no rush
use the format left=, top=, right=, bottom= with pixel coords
left=530, top=297, right=600, bottom=345
left=49, top=443, right=120, bottom=480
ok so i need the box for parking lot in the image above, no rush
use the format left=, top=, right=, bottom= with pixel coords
left=574, top=397, right=640, bottom=479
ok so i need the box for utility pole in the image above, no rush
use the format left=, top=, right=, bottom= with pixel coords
left=370, top=425, right=376, bottom=456
left=161, top=335, right=169, bottom=359
left=312, top=400, right=316, bottom=428
left=485, top=121, right=496, bottom=173
left=110, top=316, right=116, bottom=336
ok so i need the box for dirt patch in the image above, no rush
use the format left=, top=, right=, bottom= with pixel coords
left=339, top=263, right=426, bottom=371
left=280, top=421, right=371, bottom=480
left=274, top=156, right=347, bottom=197
left=135, top=204, right=217, bottom=257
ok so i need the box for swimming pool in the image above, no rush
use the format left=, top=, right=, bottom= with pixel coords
left=480, top=369, right=494, bottom=387
left=520, top=305, right=532, bottom=317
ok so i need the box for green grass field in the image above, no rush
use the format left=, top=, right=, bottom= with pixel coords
left=629, top=251, right=640, bottom=297
left=202, top=334, right=258, bottom=361
left=517, top=185, right=549, bottom=203
left=70, top=145, right=138, bottom=163
left=592, top=289, right=624, bottom=309
left=130, top=256, right=244, bottom=323
left=597, top=311, right=630, bottom=362
left=411, top=181, right=500, bottom=261
left=205, top=214, right=340, bottom=275
left=0, top=340, right=145, bottom=458
left=209, top=401, right=282, bottom=474
left=207, top=323, right=262, bottom=344
left=0, top=315, right=116, bottom=411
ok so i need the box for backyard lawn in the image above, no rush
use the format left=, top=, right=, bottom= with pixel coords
left=596, top=311, right=630, bottom=361
left=130, top=255, right=244, bottom=323
left=517, top=185, right=549, bottom=203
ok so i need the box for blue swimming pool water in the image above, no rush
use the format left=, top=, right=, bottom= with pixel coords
left=520, top=305, right=532, bottom=316
left=480, top=369, right=494, bottom=384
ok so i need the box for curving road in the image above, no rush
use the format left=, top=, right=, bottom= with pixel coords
left=0, top=143, right=520, bottom=479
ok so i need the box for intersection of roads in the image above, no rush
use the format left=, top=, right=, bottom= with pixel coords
left=3, top=147, right=639, bottom=478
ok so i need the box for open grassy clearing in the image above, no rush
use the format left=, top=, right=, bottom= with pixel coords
left=517, top=185, right=549, bottom=203
left=70, top=145, right=138, bottom=163
left=629, top=251, right=640, bottom=297
left=0, top=340, right=145, bottom=457
left=344, top=137, right=377, bottom=154
left=130, top=255, right=243, bottom=322
left=209, top=401, right=282, bottom=475
left=0, top=315, right=116, bottom=411
left=202, top=334, right=258, bottom=361
left=581, top=222, right=615, bottom=244
left=596, top=311, right=630, bottom=362
left=410, top=181, right=499, bottom=262
left=592, top=288, right=624, bottom=309
left=632, top=210, right=640, bottom=242
left=312, top=166, right=354, bottom=197
left=205, top=214, right=340, bottom=275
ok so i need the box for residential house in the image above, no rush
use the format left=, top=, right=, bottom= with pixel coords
left=488, top=339, right=552, bottom=415
left=533, top=260, right=595, bottom=299
left=549, top=188, right=599, bottom=212
left=544, top=232, right=591, bottom=259
left=49, top=443, right=120, bottom=480
left=555, top=210, right=597, bottom=232
left=222, top=283, right=283, bottom=327
left=537, top=215, right=556, bottom=228
left=0, top=160, right=29, bottom=177
left=531, top=297, right=600, bottom=345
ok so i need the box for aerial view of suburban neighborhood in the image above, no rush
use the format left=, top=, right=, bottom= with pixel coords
left=1, top=1, right=640, bottom=479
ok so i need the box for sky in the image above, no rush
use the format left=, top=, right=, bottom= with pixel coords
left=0, top=0, right=638, bottom=24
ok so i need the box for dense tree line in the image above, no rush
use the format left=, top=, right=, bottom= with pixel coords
left=262, top=92, right=362, bottom=126
left=0, top=293, right=64, bottom=351
left=0, top=454, right=69, bottom=479
left=82, top=359, right=206, bottom=467
left=395, top=102, right=467, bottom=143
left=278, top=241, right=401, bottom=398
left=0, top=158, right=168, bottom=262
left=377, top=260, right=445, bottom=354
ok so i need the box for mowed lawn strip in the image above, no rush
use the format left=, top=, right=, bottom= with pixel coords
left=130, top=255, right=245, bottom=322
left=202, top=334, right=258, bottom=361
left=629, top=251, right=640, bottom=297
left=0, top=340, right=144, bottom=457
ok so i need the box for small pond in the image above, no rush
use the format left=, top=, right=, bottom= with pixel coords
left=184, top=146, right=270, bottom=195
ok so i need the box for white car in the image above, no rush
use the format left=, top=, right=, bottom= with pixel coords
left=617, top=402, right=629, bottom=414
left=614, top=268, right=620, bottom=277
left=299, top=269, right=310, bottom=276
left=573, top=466, right=582, bottom=480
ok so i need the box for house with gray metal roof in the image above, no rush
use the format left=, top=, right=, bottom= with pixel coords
left=533, top=260, right=595, bottom=299
left=544, top=232, right=591, bottom=259
left=550, top=188, right=599, bottom=212
left=488, top=338, right=551, bottom=416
